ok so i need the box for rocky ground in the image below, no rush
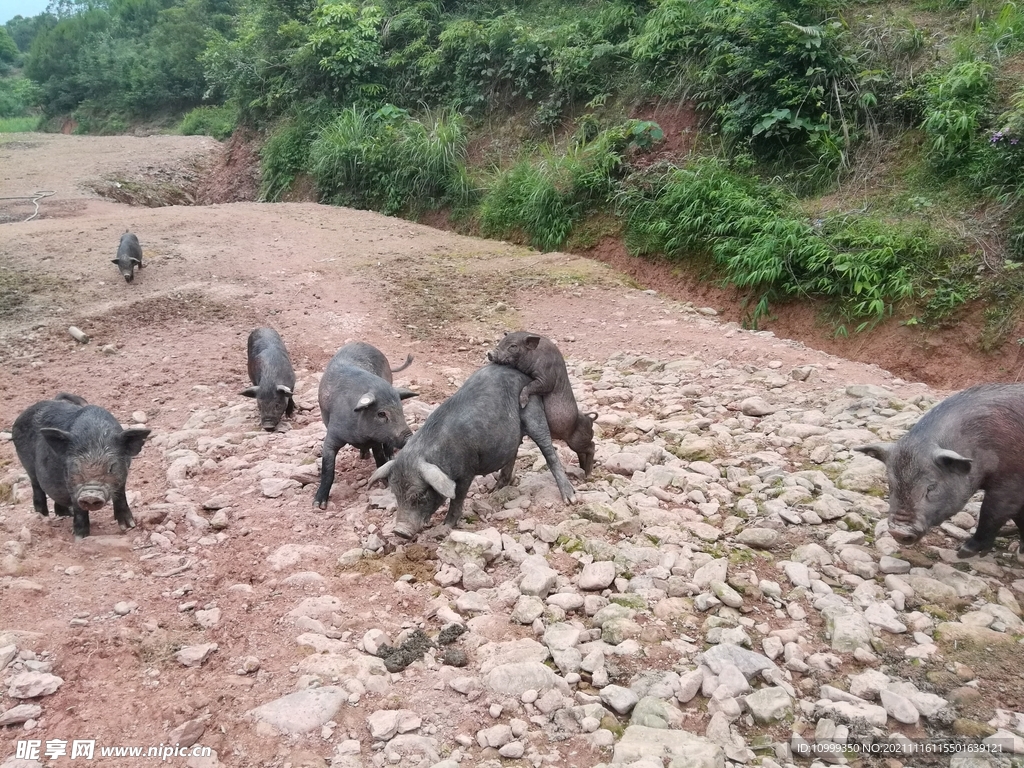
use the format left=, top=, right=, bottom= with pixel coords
left=1, top=134, right=1023, bottom=768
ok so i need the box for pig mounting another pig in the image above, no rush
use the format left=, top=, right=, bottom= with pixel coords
left=240, top=327, right=296, bottom=431
left=369, top=363, right=577, bottom=540
left=855, top=383, right=1024, bottom=557
left=112, top=230, right=143, bottom=283
left=12, top=393, right=150, bottom=540
left=487, top=331, right=597, bottom=476
left=313, top=342, right=417, bottom=509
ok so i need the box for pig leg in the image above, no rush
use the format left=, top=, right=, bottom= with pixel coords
left=113, top=487, right=136, bottom=531
left=54, top=502, right=71, bottom=517
left=441, top=478, right=474, bottom=531
left=314, top=435, right=345, bottom=509
left=521, top=397, right=576, bottom=504
left=496, top=458, right=516, bottom=489
left=958, top=493, right=1012, bottom=557
left=519, top=378, right=550, bottom=409
left=29, top=477, right=50, bottom=517
left=72, top=504, right=91, bottom=541
left=370, top=443, right=394, bottom=468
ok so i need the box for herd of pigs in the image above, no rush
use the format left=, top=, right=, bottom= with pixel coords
left=9, top=231, right=1024, bottom=562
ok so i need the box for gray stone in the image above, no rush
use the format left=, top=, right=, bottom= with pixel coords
left=7, top=672, right=64, bottom=698
left=630, top=696, right=685, bottom=729
left=367, top=709, right=421, bottom=740
left=698, top=644, right=779, bottom=679
left=485, top=662, right=569, bottom=697
left=828, top=612, right=873, bottom=653
left=611, top=726, right=725, bottom=767
left=0, top=703, right=42, bottom=726
left=880, top=689, right=919, bottom=725
left=600, top=684, right=640, bottom=715
left=734, top=528, right=779, bottom=549
left=579, top=561, right=617, bottom=590
left=249, top=687, right=347, bottom=735
left=745, top=687, right=793, bottom=723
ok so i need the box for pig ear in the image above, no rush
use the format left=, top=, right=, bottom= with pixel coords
left=418, top=460, right=456, bottom=499
left=854, top=443, right=892, bottom=464
left=40, top=428, right=72, bottom=452
left=276, top=385, right=293, bottom=396
left=121, top=428, right=151, bottom=457
left=354, top=393, right=376, bottom=411
left=239, top=386, right=258, bottom=398
left=111, top=259, right=120, bottom=265
left=368, top=460, right=394, bottom=487
left=397, top=388, right=418, bottom=400
left=524, top=335, right=541, bottom=349
left=130, top=257, right=142, bottom=265
left=934, top=448, right=972, bottom=475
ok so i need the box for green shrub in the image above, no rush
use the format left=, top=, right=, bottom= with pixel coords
left=0, top=76, right=41, bottom=118
left=479, top=119, right=663, bottom=251
left=920, top=58, right=994, bottom=169
left=619, top=158, right=947, bottom=324
left=309, top=105, right=469, bottom=215
left=179, top=104, right=236, bottom=140
left=260, top=118, right=317, bottom=202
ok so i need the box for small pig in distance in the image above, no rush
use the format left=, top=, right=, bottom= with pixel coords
left=855, top=383, right=1024, bottom=558
left=369, top=362, right=577, bottom=540
left=313, top=342, right=417, bottom=509
left=112, top=230, right=143, bottom=283
left=487, top=331, right=597, bottom=476
left=240, top=327, right=296, bottom=431
left=13, top=394, right=150, bottom=540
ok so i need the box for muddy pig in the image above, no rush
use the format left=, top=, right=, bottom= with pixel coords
left=855, top=383, right=1024, bottom=557
left=369, top=363, right=577, bottom=539
left=487, top=331, right=597, bottom=476
left=12, top=394, right=150, bottom=540
left=312, top=342, right=416, bottom=509
left=240, top=327, right=296, bottom=431
left=112, top=230, right=143, bottom=283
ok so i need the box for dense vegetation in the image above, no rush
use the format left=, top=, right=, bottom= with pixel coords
left=4, top=0, right=1024, bottom=340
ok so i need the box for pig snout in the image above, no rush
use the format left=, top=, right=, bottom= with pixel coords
left=262, top=420, right=278, bottom=432
left=486, top=351, right=494, bottom=362
left=395, top=428, right=412, bottom=448
left=123, top=272, right=134, bottom=284
left=392, top=523, right=417, bottom=540
left=887, top=514, right=922, bottom=544
left=77, top=488, right=109, bottom=512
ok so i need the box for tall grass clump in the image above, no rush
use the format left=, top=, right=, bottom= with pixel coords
left=619, top=158, right=949, bottom=325
left=178, top=104, right=236, bottom=140
left=309, top=105, right=469, bottom=215
left=0, top=116, right=39, bottom=132
left=479, top=119, right=663, bottom=251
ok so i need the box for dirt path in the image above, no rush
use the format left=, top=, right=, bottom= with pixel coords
left=0, top=134, right=949, bottom=767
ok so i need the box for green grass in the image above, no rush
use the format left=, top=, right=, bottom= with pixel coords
left=0, top=116, right=39, bottom=133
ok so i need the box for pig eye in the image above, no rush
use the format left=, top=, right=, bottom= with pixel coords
left=377, top=410, right=388, bottom=420
left=108, top=463, right=118, bottom=474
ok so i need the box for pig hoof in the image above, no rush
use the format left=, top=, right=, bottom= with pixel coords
left=73, top=535, right=86, bottom=543
left=313, top=499, right=327, bottom=510
left=957, top=540, right=989, bottom=558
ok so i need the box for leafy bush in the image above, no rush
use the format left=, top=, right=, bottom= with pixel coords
left=260, top=117, right=317, bottom=201
left=309, top=105, right=469, bottom=214
left=619, top=158, right=946, bottom=324
left=479, top=119, right=663, bottom=251
left=0, top=76, right=41, bottom=118
left=179, top=104, right=236, bottom=140
left=920, top=58, right=994, bottom=169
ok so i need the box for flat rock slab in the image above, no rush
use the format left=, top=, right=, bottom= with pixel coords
left=612, top=725, right=725, bottom=767
left=248, top=686, right=347, bottom=735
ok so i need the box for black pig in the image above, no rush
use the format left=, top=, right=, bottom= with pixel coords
left=856, top=383, right=1024, bottom=557
left=488, top=331, right=597, bottom=476
left=13, top=395, right=150, bottom=540
left=369, top=363, right=577, bottom=539
left=312, top=342, right=416, bottom=509
left=240, top=327, right=296, bottom=431
left=112, top=231, right=143, bottom=283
